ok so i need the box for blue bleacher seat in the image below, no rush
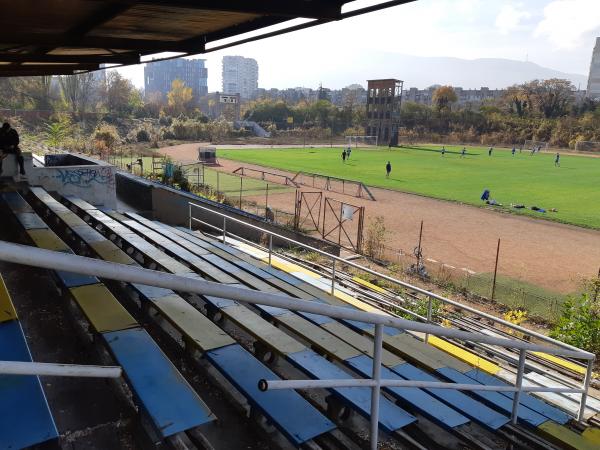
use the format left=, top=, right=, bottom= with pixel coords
left=0, top=320, right=58, bottom=449
left=104, top=328, right=215, bottom=437
left=347, top=355, right=469, bottom=429
left=463, top=369, right=570, bottom=425
left=392, top=363, right=509, bottom=430
left=206, top=344, right=336, bottom=445
left=437, top=367, right=548, bottom=427
left=288, top=349, right=416, bottom=433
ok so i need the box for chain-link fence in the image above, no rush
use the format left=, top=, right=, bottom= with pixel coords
left=100, top=151, right=573, bottom=322
left=377, top=243, right=567, bottom=322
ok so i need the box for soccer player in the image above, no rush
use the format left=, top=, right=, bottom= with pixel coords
left=488, top=146, right=493, bottom=156
left=461, top=147, right=466, bottom=158
left=511, top=146, right=516, bottom=156
left=555, top=152, right=560, bottom=167
left=347, top=147, right=352, bottom=159
left=385, top=161, right=391, bottom=178
left=441, top=146, right=446, bottom=157
left=341, top=149, right=347, bottom=163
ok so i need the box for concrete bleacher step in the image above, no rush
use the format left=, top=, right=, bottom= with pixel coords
left=53, top=193, right=600, bottom=449
left=2, top=191, right=216, bottom=445
left=153, top=218, right=600, bottom=448
left=59, top=199, right=423, bottom=444
left=0, top=273, right=59, bottom=449
left=76, top=207, right=544, bottom=444
left=28, top=189, right=338, bottom=448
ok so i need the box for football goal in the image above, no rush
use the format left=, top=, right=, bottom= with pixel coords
left=523, top=140, right=549, bottom=151
left=574, top=140, right=600, bottom=152
left=345, top=135, right=378, bottom=148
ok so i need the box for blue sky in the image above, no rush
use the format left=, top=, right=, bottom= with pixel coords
left=115, top=0, right=600, bottom=90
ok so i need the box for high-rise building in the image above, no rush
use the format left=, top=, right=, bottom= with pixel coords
left=222, top=56, right=258, bottom=99
left=144, top=58, right=208, bottom=102
left=587, top=38, right=600, bottom=99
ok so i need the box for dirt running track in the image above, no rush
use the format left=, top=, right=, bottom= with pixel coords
left=160, top=144, right=600, bottom=293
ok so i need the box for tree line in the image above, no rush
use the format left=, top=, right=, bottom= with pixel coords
left=2, top=72, right=599, bottom=149
left=403, top=79, right=600, bottom=148
left=0, top=72, right=201, bottom=120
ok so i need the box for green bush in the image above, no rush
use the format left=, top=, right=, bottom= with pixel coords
left=94, top=122, right=120, bottom=149
left=550, top=286, right=600, bottom=355
left=136, top=128, right=150, bottom=142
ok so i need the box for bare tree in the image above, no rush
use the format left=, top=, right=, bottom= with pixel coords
left=59, top=73, right=96, bottom=118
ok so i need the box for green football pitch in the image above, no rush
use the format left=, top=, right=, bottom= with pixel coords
left=219, top=145, right=600, bottom=229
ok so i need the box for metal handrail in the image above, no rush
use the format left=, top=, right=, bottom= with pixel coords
left=188, top=201, right=587, bottom=356
left=0, top=361, right=122, bottom=378
left=1, top=238, right=594, bottom=450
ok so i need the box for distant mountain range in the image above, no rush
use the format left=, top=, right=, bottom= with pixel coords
left=317, top=53, right=588, bottom=90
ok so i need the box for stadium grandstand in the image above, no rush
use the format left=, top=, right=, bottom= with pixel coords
left=0, top=2, right=599, bottom=450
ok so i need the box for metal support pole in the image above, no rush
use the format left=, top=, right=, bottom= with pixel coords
left=265, top=184, right=269, bottom=218
left=491, top=238, right=501, bottom=300
left=188, top=203, right=192, bottom=230
left=511, top=349, right=527, bottom=425
left=370, top=324, right=384, bottom=450
left=239, top=177, right=243, bottom=209
left=331, top=258, right=336, bottom=295
left=268, top=235, right=273, bottom=267
left=0, top=361, right=122, bottom=378
left=223, top=217, right=227, bottom=244
left=594, top=266, right=600, bottom=301
left=578, top=359, right=594, bottom=421
left=217, top=171, right=220, bottom=193
left=425, top=296, right=433, bottom=344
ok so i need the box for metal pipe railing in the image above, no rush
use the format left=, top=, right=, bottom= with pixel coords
left=0, top=238, right=594, bottom=449
left=1, top=241, right=585, bottom=358
left=187, top=202, right=596, bottom=432
left=188, top=202, right=588, bottom=356
left=0, top=361, right=122, bottom=378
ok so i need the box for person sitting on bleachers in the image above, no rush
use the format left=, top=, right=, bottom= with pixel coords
left=0, top=122, right=25, bottom=176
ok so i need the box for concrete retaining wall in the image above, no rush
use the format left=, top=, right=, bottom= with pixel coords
left=30, top=154, right=117, bottom=209
left=116, top=172, right=340, bottom=255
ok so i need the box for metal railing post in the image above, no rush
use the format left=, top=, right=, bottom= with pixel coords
left=370, top=324, right=384, bottom=450
left=188, top=203, right=192, bottom=230
left=511, top=349, right=527, bottom=425
left=331, top=258, right=336, bottom=295
left=268, top=235, right=273, bottom=267
left=425, top=296, right=433, bottom=343
left=223, top=217, right=227, bottom=244
left=578, top=359, right=594, bottom=422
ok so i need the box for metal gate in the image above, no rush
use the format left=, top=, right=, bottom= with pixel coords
left=322, top=197, right=364, bottom=253
left=294, top=190, right=322, bottom=232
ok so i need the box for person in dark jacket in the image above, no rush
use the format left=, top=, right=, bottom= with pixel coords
left=0, top=122, right=25, bottom=175
left=385, top=161, right=391, bottom=178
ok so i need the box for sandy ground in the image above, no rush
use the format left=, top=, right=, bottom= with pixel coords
left=159, top=143, right=600, bottom=293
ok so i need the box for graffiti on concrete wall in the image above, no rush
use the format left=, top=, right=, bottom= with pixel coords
left=51, top=167, right=115, bottom=189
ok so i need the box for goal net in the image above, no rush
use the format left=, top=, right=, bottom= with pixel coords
left=346, top=135, right=378, bottom=148
left=574, top=140, right=600, bottom=152
left=523, top=140, right=549, bottom=151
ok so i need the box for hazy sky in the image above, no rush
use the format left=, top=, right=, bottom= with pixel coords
left=114, top=0, right=600, bottom=91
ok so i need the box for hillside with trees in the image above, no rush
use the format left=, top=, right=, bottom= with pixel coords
left=0, top=73, right=599, bottom=154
